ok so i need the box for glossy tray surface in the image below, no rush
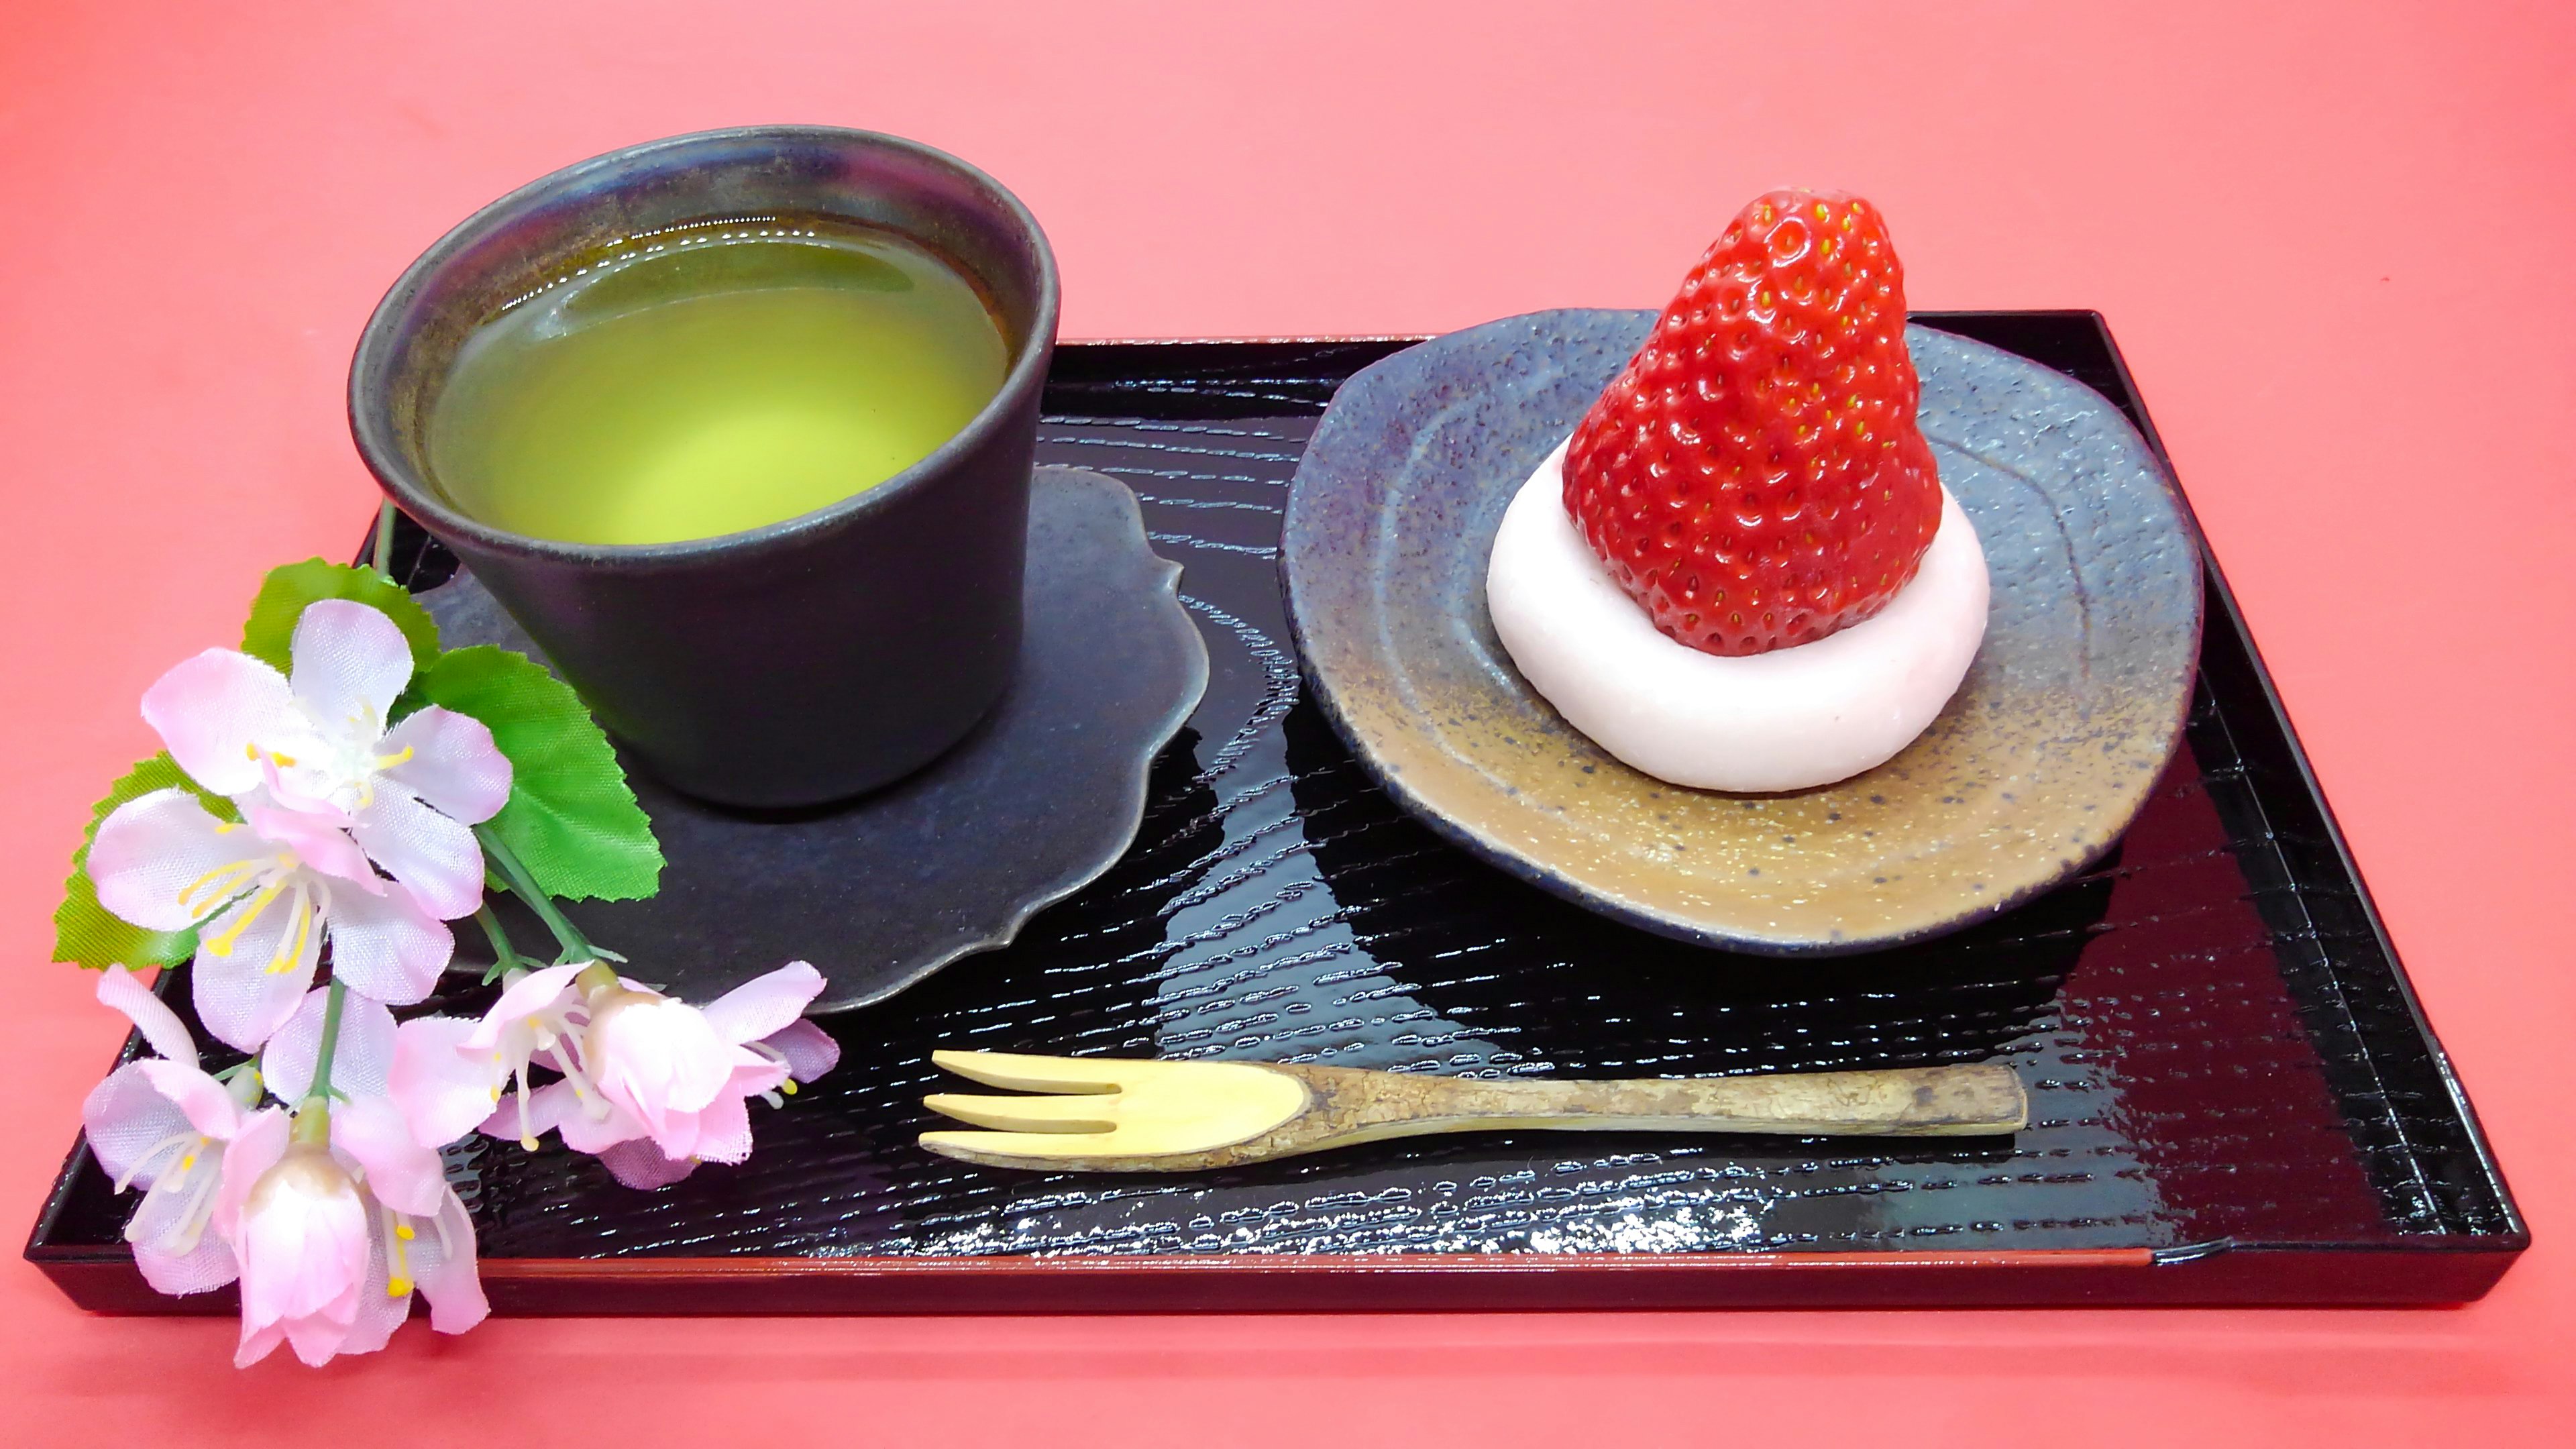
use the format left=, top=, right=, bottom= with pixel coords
left=28, top=316, right=2524, bottom=1309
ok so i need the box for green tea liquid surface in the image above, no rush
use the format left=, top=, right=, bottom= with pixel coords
left=427, top=223, right=1008, bottom=545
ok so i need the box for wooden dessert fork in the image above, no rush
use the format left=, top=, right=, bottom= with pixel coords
left=919, top=1051, right=2027, bottom=1171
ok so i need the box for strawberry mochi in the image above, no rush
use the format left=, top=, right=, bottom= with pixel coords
left=1486, top=190, right=1990, bottom=793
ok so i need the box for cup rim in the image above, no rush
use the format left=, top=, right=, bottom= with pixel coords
left=346, top=124, right=1061, bottom=567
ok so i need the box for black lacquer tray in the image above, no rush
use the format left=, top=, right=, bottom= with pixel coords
left=28, top=315, right=2527, bottom=1312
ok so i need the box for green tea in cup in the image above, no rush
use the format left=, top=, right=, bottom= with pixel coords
left=426, top=220, right=1008, bottom=546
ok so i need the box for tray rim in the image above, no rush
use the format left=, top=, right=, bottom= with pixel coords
left=2063, top=309, right=2528, bottom=1253
left=25, top=315, right=2527, bottom=1315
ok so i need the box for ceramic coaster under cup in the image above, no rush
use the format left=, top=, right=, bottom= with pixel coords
left=422, top=466, right=1208, bottom=1009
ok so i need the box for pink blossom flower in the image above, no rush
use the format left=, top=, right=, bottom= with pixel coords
left=390, top=961, right=839, bottom=1189
left=87, top=600, right=511, bottom=1047
left=142, top=600, right=511, bottom=909
left=86, top=973, right=490, bottom=1361
left=219, top=1118, right=372, bottom=1368
left=389, top=961, right=587, bottom=1151
left=218, top=1116, right=486, bottom=1369
left=88, top=790, right=447, bottom=1049
left=78, top=967, right=262, bottom=1295
left=219, top=988, right=488, bottom=1367
left=550, top=963, right=841, bottom=1187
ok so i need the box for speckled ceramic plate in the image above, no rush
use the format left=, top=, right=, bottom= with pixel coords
left=1282, top=309, right=2203, bottom=954
left=425, top=466, right=1210, bottom=1009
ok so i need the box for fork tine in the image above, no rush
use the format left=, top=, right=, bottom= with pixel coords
left=922, top=1092, right=1118, bottom=1134
left=918, top=1130, right=1130, bottom=1166
left=930, top=1050, right=1128, bottom=1093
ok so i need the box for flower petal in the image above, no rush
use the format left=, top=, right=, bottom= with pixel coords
left=135, top=1232, right=239, bottom=1297
left=233, top=1318, right=288, bottom=1369
left=212, top=1108, right=291, bottom=1246
left=596, top=1138, right=700, bottom=1190
left=522, top=1079, right=645, bottom=1154
left=592, top=996, right=736, bottom=1137
left=331, top=1095, right=446, bottom=1218
left=379, top=706, right=512, bottom=825
left=288, top=600, right=414, bottom=739
left=700, top=961, right=826, bottom=1046
left=466, top=963, right=584, bottom=1050
left=333, top=1209, right=409, bottom=1359
left=190, top=890, right=322, bottom=1052
left=413, top=1189, right=489, bottom=1335
left=82, top=1063, right=194, bottom=1187
left=284, top=1309, right=365, bottom=1369
left=89, top=790, right=268, bottom=932
left=726, top=1049, right=791, bottom=1103
left=237, top=1150, right=369, bottom=1329
left=142, top=649, right=298, bottom=797
left=689, top=1086, right=754, bottom=1165
left=325, top=883, right=453, bottom=1007
left=390, top=1016, right=504, bottom=1148
left=759, top=1020, right=842, bottom=1083
left=136, top=1060, right=246, bottom=1140
left=241, top=802, right=379, bottom=888
left=261, top=989, right=397, bottom=1104
left=325, top=994, right=398, bottom=1097
left=127, top=1159, right=223, bottom=1253
left=350, top=790, right=486, bottom=919
left=95, top=965, right=199, bottom=1069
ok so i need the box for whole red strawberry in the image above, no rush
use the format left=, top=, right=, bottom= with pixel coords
left=1561, top=190, right=1941, bottom=656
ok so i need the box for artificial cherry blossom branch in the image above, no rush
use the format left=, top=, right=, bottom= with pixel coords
left=372, top=501, right=398, bottom=584
left=56, top=543, right=851, bottom=1368
left=299, top=979, right=350, bottom=1117
left=474, top=904, right=523, bottom=984
left=476, top=822, right=600, bottom=964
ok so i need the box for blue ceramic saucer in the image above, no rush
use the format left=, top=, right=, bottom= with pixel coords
left=424, top=466, right=1210, bottom=1009
left=1281, top=309, right=2203, bottom=955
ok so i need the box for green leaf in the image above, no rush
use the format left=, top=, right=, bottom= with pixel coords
left=54, top=753, right=232, bottom=969
left=416, top=645, right=662, bottom=901
left=239, top=559, right=440, bottom=674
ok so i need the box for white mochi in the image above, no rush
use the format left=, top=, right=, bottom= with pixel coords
left=1486, top=440, right=1989, bottom=793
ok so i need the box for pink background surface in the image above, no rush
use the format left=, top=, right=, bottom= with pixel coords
left=3, top=1, right=2569, bottom=1441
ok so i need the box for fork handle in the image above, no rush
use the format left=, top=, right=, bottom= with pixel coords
left=1279, top=1061, right=2026, bottom=1140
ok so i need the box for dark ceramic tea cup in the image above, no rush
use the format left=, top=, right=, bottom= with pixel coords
left=350, top=125, right=1059, bottom=808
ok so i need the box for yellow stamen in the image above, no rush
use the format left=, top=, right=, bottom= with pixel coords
left=267, top=892, right=316, bottom=975
left=781, top=1080, right=799, bottom=1096
left=375, top=745, right=416, bottom=769
left=384, top=1204, right=414, bottom=1296
left=201, top=883, right=283, bottom=957
left=519, top=1134, right=540, bottom=1150
left=178, top=1152, right=197, bottom=1172
left=176, top=859, right=259, bottom=912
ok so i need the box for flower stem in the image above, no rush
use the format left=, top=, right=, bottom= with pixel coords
left=476, top=823, right=596, bottom=962
left=474, top=904, right=521, bottom=985
left=292, top=978, right=349, bottom=1144
left=372, top=500, right=398, bottom=579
